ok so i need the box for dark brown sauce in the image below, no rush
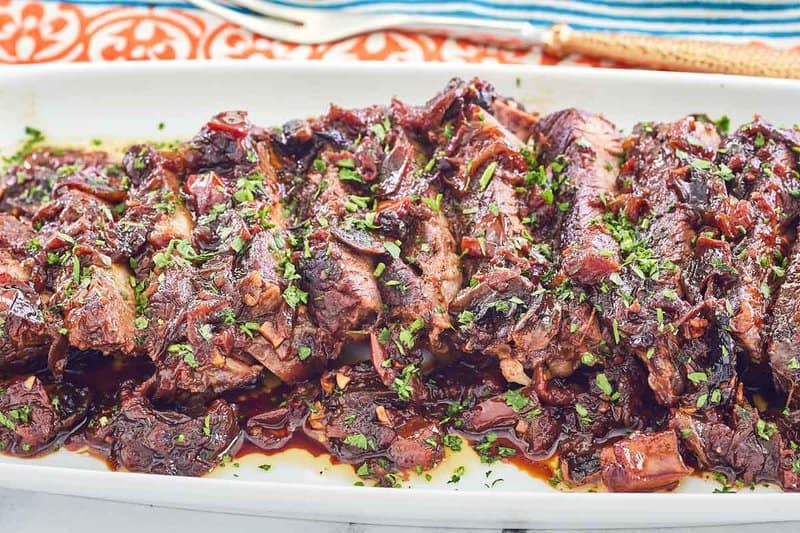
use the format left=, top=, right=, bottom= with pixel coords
left=236, top=432, right=328, bottom=461
left=63, top=350, right=155, bottom=401
left=460, top=429, right=557, bottom=483
left=497, top=445, right=556, bottom=483
left=235, top=431, right=557, bottom=486
left=8, top=353, right=561, bottom=486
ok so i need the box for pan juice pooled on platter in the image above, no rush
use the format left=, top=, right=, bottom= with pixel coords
left=1, top=78, right=799, bottom=492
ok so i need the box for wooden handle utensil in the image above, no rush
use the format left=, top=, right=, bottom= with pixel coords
left=543, top=24, right=800, bottom=79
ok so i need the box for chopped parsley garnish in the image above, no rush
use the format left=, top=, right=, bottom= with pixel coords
left=715, top=115, right=730, bottom=134
left=447, top=465, right=465, bottom=484
left=474, top=432, right=516, bottom=463
left=392, top=363, right=419, bottom=401
left=715, top=163, right=734, bottom=181
left=421, top=193, right=443, bottom=213
left=696, top=393, right=708, bottom=408
left=313, top=159, right=327, bottom=173
left=443, top=434, right=463, bottom=451
left=198, top=324, right=213, bottom=341
left=219, top=307, right=236, bottom=325
left=378, top=327, right=391, bottom=345
left=153, top=239, right=215, bottom=268
left=502, top=389, right=532, bottom=412
left=2, top=126, right=45, bottom=168
left=233, top=173, right=266, bottom=203
left=282, top=285, right=308, bottom=309
left=574, top=403, right=591, bottom=426
left=687, top=371, right=708, bottom=384
left=383, top=241, right=401, bottom=260
left=168, top=343, right=197, bottom=369
left=457, top=310, right=475, bottom=329
left=478, top=161, right=497, bottom=192
left=338, top=168, right=364, bottom=183
left=239, top=322, right=260, bottom=338
left=0, top=411, right=16, bottom=431
left=297, top=345, right=312, bottom=361
left=231, top=236, right=248, bottom=254
left=612, top=319, right=621, bottom=344
left=343, top=433, right=374, bottom=450
left=595, top=373, right=620, bottom=401
left=756, top=419, right=778, bottom=441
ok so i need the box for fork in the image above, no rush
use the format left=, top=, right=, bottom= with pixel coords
left=188, top=0, right=800, bottom=79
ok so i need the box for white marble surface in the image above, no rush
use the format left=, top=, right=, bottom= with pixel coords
left=1, top=489, right=799, bottom=533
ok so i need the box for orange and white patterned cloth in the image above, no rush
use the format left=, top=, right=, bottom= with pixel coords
left=2, top=0, right=799, bottom=65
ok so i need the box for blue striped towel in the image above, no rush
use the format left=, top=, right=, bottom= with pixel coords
left=60, top=0, right=800, bottom=43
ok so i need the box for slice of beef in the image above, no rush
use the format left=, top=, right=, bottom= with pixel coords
left=369, top=261, right=433, bottom=393
left=461, top=386, right=561, bottom=458
left=0, top=375, right=89, bottom=455
left=302, top=234, right=381, bottom=337
left=450, top=268, right=553, bottom=386
left=371, top=122, right=462, bottom=356
left=304, top=363, right=445, bottom=479
left=442, top=105, right=535, bottom=277
left=140, top=261, right=261, bottom=401
left=366, top=212, right=459, bottom=389
left=238, top=229, right=329, bottom=384
left=768, top=237, right=800, bottom=407
left=83, top=385, right=240, bottom=476
left=0, top=213, right=36, bottom=282
left=1, top=148, right=111, bottom=219
left=490, top=97, right=539, bottom=142
left=350, top=113, right=462, bottom=385
left=278, top=127, right=383, bottom=345
left=672, top=403, right=783, bottom=486
left=526, top=109, right=622, bottom=379
left=30, top=186, right=138, bottom=362
left=409, top=209, right=462, bottom=351
left=600, top=431, right=691, bottom=492
left=245, top=382, right=320, bottom=450
left=715, top=119, right=800, bottom=362
left=58, top=262, right=137, bottom=355
left=0, top=273, right=49, bottom=372
left=120, top=145, right=193, bottom=254
left=533, top=108, right=622, bottom=285
left=597, top=116, right=722, bottom=406
left=183, top=112, right=330, bottom=383
left=438, top=104, right=554, bottom=384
